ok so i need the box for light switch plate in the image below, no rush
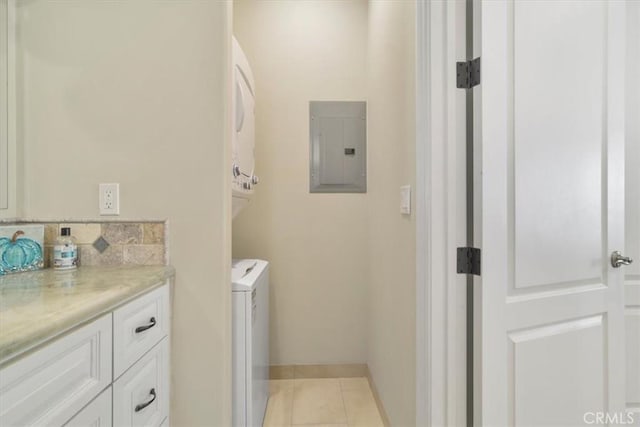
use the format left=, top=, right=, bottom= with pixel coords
left=400, top=185, right=411, bottom=215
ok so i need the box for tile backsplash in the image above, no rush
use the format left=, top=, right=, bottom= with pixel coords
left=36, top=221, right=167, bottom=267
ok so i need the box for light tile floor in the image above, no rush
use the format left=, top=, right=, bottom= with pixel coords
left=263, top=377, right=385, bottom=427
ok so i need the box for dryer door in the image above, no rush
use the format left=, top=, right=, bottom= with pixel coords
left=234, top=65, right=255, bottom=185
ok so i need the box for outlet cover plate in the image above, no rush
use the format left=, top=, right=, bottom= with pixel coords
left=99, top=183, right=120, bottom=215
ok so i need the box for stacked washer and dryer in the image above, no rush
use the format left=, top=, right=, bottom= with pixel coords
left=231, top=37, right=270, bottom=427
left=232, top=36, right=258, bottom=219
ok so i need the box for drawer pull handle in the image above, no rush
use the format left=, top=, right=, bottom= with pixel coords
left=135, top=317, right=157, bottom=333
left=135, top=388, right=157, bottom=412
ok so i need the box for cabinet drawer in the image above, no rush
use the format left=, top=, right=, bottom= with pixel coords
left=0, top=315, right=112, bottom=427
left=65, top=386, right=112, bottom=427
left=114, top=284, right=169, bottom=379
left=113, top=338, right=169, bottom=427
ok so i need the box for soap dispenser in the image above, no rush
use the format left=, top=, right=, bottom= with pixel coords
left=53, top=227, right=78, bottom=270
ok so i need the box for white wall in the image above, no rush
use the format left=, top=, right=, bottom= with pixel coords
left=232, top=0, right=370, bottom=365
left=367, top=1, right=416, bottom=425
left=17, top=2, right=232, bottom=425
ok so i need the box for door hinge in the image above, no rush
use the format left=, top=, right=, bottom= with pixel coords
left=457, top=247, right=481, bottom=276
left=456, top=57, right=481, bottom=89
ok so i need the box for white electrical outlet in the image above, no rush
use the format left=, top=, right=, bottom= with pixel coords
left=99, top=183, right=120, bottom=215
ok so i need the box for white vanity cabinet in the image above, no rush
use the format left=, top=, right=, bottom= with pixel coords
left=113, top=284, right=170, bottom=427
left=0, top=283, right=170, bottom=427
left=66, top=387, right=113, bottom=427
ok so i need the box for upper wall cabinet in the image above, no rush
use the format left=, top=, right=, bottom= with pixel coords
left=0, top=0, right=16, bottom=218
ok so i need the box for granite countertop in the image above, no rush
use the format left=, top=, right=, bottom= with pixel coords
left=0, top=265, right=175, bottom=367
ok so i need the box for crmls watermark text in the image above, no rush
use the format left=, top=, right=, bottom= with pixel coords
left=583, top=412, right=636, bottom=425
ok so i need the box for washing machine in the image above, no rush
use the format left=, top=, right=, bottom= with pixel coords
left=232, top=259, right=269, bottom=427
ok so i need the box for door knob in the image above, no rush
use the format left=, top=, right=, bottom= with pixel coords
left=611, top=251, right=633, bottom=268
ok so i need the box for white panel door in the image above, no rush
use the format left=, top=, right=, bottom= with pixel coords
left=625, top=0, right=640, bottom=416
left=476, top=1, right=628, bottom=426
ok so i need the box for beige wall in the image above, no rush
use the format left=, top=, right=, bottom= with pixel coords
left=233, top=1, right=417, bottom=423
left=367, top=1, right=416, bottom=425
left=232, top=0, right=370, bottom=365
left=17, top=2, right=232, bottom=426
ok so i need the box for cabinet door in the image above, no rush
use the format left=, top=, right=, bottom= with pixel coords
left=0, top=314, right=112, bottom=427
left=65, top=387, right=112, bottom=427
left=113, top=338, right=169, bottom=427
left=113, top=284, right=169, bottom=379
left=0, top=0, right=16, bottom=218
left=0, top=0, right=8, bottom=211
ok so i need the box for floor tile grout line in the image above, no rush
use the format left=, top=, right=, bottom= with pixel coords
left=267, top=377, right=381, bottom=427
left=338, top=378, right=351, bottom=426
left=292, top=377, right=349, bottom=426
left=289, top=379, right=295, bottom=427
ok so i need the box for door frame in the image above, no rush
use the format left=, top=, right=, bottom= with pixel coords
left=416, top=1, right=467, bottom=426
